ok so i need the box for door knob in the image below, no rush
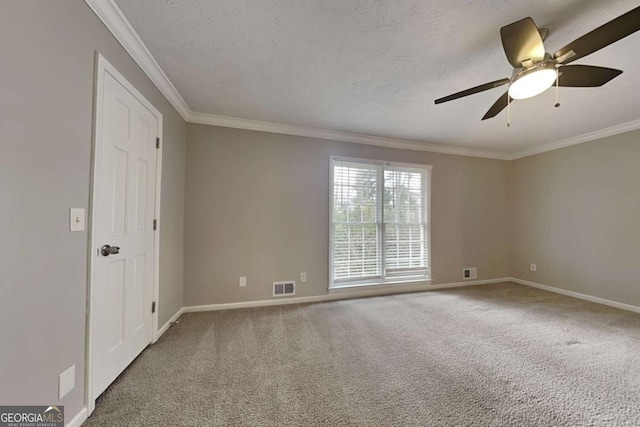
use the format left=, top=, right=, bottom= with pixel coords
left=101, top=245, right=120, bottom=256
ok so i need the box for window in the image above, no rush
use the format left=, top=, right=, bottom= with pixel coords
left=330, top=157, right=431, bottom=287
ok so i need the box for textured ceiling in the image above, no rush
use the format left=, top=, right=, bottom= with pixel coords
left=115, top=0, right=640, bottom=153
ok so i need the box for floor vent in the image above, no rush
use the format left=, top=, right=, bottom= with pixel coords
left=273, top=281, right=295, bottom=297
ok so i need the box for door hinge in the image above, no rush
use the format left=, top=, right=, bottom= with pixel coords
left=151, top=301, right=156, bottom=314
left=153, top=219, right=157, bottom=230
left=156, top=137, right=160, bottom=149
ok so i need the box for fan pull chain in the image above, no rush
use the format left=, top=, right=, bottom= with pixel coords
left=554, top=68, right=560, bottom=108
left=507, top=95, right=511, bottom=127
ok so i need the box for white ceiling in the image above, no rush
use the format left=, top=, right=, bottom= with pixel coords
left=113, top=0, right=640, bottom=155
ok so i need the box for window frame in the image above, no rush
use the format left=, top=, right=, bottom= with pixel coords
left=329, top=156, right=432, bottom=289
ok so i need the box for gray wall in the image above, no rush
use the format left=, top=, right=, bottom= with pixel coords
left=0, top=0, right=185, bottom=418
left=184, top=124, right=510, bottom=306
left=509, top=129, right=640, bottom=307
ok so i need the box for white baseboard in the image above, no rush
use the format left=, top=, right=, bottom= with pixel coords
left=328, top=278, right=508, bottom=294
left=509, top=277, right=640, bottom=314
left=182, top=277, right=511, bottom=313
left=153, top=307, right=184, bottom=342
left=66, top=407, right=87, bottom=427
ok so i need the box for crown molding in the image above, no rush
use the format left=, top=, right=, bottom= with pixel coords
left=511, top=118, right=640, bottom=160
left=85, top=0, right=191, bottom=120
left=188, top=111, right=513, bottom=160
left=85, top=0, right=640, bottom=161
left=84, top=0, right=510, bottom=160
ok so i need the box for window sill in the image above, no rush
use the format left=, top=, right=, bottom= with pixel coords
left=328, top=278, right=433, bottom=294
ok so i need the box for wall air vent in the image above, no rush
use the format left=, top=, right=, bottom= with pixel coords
left=463, top=267, right=477, bottom=280
left=273, top=281, right=295, bottom=297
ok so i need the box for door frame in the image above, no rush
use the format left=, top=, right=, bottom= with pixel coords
left=85, top=53, right=163, bottom=415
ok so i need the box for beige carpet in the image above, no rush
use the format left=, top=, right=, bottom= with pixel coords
left=83, top=282, right=640, bottom=426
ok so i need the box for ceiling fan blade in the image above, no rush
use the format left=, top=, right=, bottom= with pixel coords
left=434, top=78, right=510, bottom=104
left=500, top=17, right=546, bottom=68
left=558, top=65, right=623, bottom=87
left=554, top=6, right=640, bottom=64
left=482, top=92, right=511, bottom=120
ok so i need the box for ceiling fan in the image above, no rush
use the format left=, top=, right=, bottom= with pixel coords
left=434, top=5, right=640, bottom=123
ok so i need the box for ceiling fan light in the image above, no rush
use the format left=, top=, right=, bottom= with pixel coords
left=508, top=68, right=557, bottom=100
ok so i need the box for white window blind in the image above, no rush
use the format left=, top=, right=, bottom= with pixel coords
left=331, top=157, right=431, bottom=287
left=332, top=161, right=381, bottom=282
left=384, top=166, right=429, bottom=279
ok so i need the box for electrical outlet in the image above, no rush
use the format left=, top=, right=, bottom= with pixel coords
left=300, top=272, right=307, bottom=283
left=239, top=276, right=246, bottom=287
left=530, top=263, right=537, bottom=272
left=59, top=365, right=75, bottom=399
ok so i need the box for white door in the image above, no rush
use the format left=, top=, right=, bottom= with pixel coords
left=91, top=66, right=159, bottom=399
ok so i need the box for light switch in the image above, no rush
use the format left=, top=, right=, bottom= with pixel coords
left=239, top=276, right=247, bottom=287
left=69, top=208, right=85, bottom=232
